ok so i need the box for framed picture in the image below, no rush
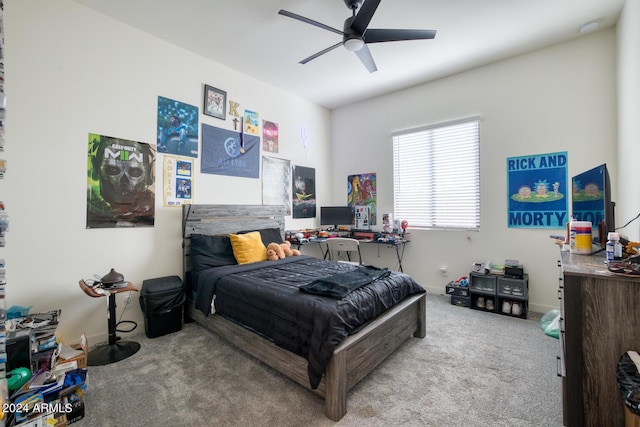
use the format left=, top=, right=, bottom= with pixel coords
left=203, top=84, right=227, bottom=120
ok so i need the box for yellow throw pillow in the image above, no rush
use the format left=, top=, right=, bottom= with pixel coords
left=229, top=231, right=267, bottom=265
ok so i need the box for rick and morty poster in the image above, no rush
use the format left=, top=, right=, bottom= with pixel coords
left=507, top=151, right=568, bottom=229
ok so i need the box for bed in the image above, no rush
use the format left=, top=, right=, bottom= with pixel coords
left=182, top=204, right=426, bottom=421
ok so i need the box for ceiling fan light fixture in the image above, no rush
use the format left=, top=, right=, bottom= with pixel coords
left=344, top=37, right=364, bottom=52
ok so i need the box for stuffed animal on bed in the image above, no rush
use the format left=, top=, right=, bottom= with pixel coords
left=266, top=241, right=301, bottom=260
left=266, top=242, right=285, bottom=261
left=280, top=241, right=301, bottom=257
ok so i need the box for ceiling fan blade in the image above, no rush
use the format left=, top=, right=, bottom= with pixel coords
left=363, top=28, right=437, bottom=43
left=350, top=0, right=381, bottom=35
left=354, top=44, right=378, bottom=73
left=278, top=9, right=344, bottom=36
left=299, top=42, right=343, bottom=64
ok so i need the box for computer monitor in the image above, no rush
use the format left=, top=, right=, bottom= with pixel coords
left=320, top=206, right=353, bottom=230
left=571, top=163, right=615, bottom=244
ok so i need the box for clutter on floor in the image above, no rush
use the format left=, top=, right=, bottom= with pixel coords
left=4, top=308, right=88, bottom=426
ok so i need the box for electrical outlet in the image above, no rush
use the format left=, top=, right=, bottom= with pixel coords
left=439, top=265, right=448, bottom=275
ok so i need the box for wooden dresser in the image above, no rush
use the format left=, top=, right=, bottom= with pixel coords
left=559, top=250, right=640, bottom=426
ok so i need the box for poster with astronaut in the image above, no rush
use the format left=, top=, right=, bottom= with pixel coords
left=87, top=133, right=156, bottom=228
left=292, top=165, right=315, bottom=219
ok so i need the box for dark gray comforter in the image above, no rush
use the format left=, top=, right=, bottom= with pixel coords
left=194, top=255, right=425, bottom=389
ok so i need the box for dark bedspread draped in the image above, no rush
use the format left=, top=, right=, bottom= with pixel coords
left=193, top=255, right=425, bottom=389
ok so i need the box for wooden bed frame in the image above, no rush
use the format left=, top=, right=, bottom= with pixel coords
left=182, top=204, right=426, bottom=421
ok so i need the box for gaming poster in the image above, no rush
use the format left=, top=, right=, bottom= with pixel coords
left=87, top=133, right=156, bottom=228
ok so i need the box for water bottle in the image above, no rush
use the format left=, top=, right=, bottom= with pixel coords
left=606, top=233, right=615, bottom=263
left=612, top=232, right=623, bottom=260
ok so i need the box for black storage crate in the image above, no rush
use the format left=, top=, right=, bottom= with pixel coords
left=451, top=295, right=470, bottom=307
left=140, top=275, right=185, bottom=338
left=446, top=282, right=469, bottom=297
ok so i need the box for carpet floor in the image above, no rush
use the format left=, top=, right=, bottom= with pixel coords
left=76, top=294, right=562, bottom=426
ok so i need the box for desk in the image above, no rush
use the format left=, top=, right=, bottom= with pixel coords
left=79, top=280, right=141, bottom=366
left=297, top=238, right=408, bottom=272
left=559, top=251, right=640, bottom=426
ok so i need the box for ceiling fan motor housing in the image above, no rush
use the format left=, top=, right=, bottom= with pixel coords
left=344, top=0, right=363, bottom=11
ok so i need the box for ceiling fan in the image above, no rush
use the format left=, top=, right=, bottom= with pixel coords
left=278, top=0, right=437, bottom=73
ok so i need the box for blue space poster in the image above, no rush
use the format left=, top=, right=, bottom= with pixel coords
left=507, top=151, right=568, bottom=229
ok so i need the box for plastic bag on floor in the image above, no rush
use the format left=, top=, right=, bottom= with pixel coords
left=540, top=309, right=560, bottom=339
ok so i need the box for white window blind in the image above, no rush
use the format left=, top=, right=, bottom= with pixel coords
left=392, top=118, right=480, bottom=230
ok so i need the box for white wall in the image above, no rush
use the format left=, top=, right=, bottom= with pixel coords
left=331, top=29, right=618, bottom=313
left=617, top=0, right=640, bottom=242
left=3, top=0, right=631, bottom=344
left=3, top=0, right=331, bottom=343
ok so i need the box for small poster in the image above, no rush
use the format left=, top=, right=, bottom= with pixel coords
left=507, top=151, right=568, bottom=229
left=244, top=110, right=260, bottom=135
left=262, top=120, right=279, bottom=153
left=163, top=155, right=194, bottom=207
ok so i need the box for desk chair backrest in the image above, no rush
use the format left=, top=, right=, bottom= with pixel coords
left=325, top=238, right=362, bottom=266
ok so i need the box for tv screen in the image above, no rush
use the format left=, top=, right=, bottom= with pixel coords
left=320, top=206, right=353, bottom=229
left=571, top=163, right=615, bottom=244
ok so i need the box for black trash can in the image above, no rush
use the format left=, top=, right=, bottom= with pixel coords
left=616, top=351, right=640, bottom=426
left=139, top=276, right=185, bottom=338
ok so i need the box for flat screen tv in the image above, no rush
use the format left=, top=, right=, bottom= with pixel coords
left=571, top=163, right=615, bottom=244
left=320, top=206, right=353, bottom=230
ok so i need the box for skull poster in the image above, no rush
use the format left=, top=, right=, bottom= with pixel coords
left=87, top=133, right=156, bottom=228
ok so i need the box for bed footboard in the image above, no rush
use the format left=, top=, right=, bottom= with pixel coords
left=186, top=292, right=426, bottom=421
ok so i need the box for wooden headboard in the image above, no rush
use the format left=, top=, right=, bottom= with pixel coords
left=181, top=204, right=286, bottom=289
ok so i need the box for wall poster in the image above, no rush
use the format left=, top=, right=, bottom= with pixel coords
left=163, top=155, right=194, bottom=207
left=87, top=133, right=155, bottom=228
left=262, top=120, right=279, bottom=153
left=201, top=123, right=259, bottom=178
left=244, top=110, right=260, bottom=135
left=156, top=96, right=199, bottom=158
left=347, top=173, right=377, bottom=226
left=262, top=156, right=291, bottom=215
left=507, top=151, right=568, bottom=229
left=292, top=165, right=315, bottom=219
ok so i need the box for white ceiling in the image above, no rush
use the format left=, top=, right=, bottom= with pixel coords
left=73, top=0, right=624, bottom=110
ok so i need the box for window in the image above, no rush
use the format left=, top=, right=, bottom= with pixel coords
left=392, top=118, right=480, bottom=230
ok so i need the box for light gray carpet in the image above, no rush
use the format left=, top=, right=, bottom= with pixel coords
left=77, top=294, right=562, bottom=426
